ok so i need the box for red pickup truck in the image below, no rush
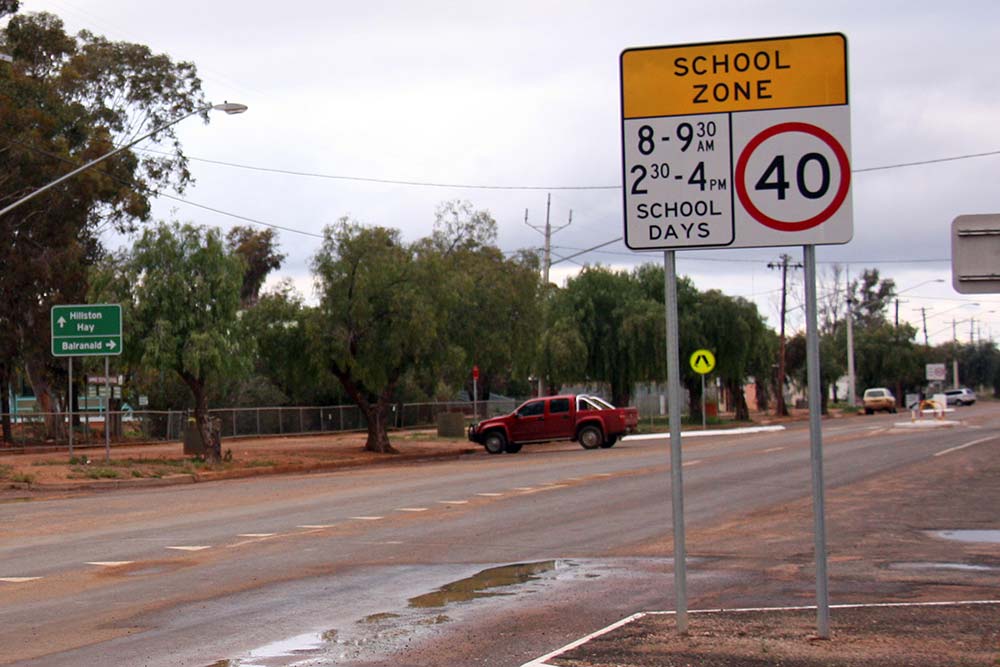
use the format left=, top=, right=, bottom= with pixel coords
left=468, top=394, right=639, bottom=454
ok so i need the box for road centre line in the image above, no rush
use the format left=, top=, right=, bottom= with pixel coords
left=87, top=561, right=134, bottom=567
left=298, top=525, right=334, bottom=529
left=934, top=435, right=999, bottom=457
left=682, top=460, right=702, bottom=467
left=477, top=493, right=503, bottom=497
left=397, top=507, right=428, bottom=512
left=166, top=546, right=211, bottom=552
left=0, top=577, right=41, bottom=583
left=238, top=533, right=276, bottom=537
left=351, top=516, right=383, bottom=521
left=762, top=446, right=786, bottom=453
left=438, top=500, right=468, bottom=504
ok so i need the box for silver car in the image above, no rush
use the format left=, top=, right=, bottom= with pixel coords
left=944, top=388, right=977, bottom=406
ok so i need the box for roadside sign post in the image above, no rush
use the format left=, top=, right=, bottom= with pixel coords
left=690, top=349, right=716, bottom=430
left=51, top=304, right=122, bottom=461
left=621, top=33, right=851, bottom=638
left=472, top=365, right=480, bottom=421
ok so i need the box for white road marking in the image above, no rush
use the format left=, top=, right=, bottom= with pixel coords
left=397, top=507, right=428, bottom=512
left=477, top=493, right=503, bottom=497
left=514, top=487, right=535, bottom=491
left=762, top=446, right=786, bottom=453
left=166, top=546, right=211, bottom=552
left=682, top=460, right=702, bottom=467
left=298, top=525, right=335, bottom=529
left=438, top=500, right=468, bottom=505
left=0, top=577, right=41, bottom=583
left=350, top=516, right=383, bottom=521
left=87, top=561, right=134, bottom=567
left=238, top=533, right=276, bottom=538
left=934, top=435, right=998, bottom=457
left=521, top=600, right=1000, bottom=667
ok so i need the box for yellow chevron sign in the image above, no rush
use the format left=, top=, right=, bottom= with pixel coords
left=690, top=349, right=716, bottom=375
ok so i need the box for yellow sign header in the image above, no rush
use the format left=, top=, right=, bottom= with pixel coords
left=621, top=34, right=847, bottom=118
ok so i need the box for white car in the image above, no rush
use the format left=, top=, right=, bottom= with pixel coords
left=944, top=388, right=977, bottom=406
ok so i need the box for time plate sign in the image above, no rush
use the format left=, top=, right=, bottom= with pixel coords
left=620, top=33, right=852, bottom=250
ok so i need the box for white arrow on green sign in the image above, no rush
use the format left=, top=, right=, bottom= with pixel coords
left=51, top=304, right=122, bottom=357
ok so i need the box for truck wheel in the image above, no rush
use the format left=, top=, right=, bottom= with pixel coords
left=483, top=431, right=506, bottom=455
left=578, top=425, right=603, bottom=450
left=504, top=442, right=523, bottom=454
left=600, top=435, right=618, bottom=449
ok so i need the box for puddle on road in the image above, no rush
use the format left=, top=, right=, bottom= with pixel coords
left=889, top=561, right=997, bottom=572
left=408, top=560, right=558, bottom=608
left=928, top=529, right=1000, bottom=544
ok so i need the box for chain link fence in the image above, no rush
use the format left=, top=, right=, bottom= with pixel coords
left=0, top=399, right=522, bottom=453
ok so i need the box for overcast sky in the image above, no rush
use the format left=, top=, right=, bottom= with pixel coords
left=18, top=0, right=1000, bottom=345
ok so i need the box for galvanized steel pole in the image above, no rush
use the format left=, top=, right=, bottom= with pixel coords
left=804, top=245, right=831, bottom=638
left=664, top=250, right=687, bottom=633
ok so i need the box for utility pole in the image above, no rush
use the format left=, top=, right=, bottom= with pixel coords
left=846, top=295, right=856, bottom=406
left=525, top=193, right=571, bottom=286
left=920, top=307, right=930, bottom=346
left=768, top=254, right=802, bottom=416
left=953, top=318, right=960, bottom=390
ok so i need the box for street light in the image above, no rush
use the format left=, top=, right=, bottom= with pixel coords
left=0, top=101, right=247, bottom=218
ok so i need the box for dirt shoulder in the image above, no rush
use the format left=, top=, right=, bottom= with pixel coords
left=543, top=435, right=1000, bottom=667
left=0, top=429, right=477, bottom=495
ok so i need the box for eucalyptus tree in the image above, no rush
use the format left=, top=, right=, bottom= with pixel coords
left=0, top=5, right=207, bottom=439
left=311, top=220, right=440, bottom=453
left=116, top=222, right=248, bottom=459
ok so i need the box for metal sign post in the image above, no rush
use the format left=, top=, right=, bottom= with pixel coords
left=803, top=244, right=830, bottom=637
left=664, top=250, right=687, bottom=633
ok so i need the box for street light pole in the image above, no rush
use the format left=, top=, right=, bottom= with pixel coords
left=0, top=102, right=247, bottom=218
left=846, top=296, right=856, bottom=406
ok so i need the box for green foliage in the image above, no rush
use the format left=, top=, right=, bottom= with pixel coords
left=0, top=8, right=207, bottom=440
left=226, top=227, right=286, bottom=307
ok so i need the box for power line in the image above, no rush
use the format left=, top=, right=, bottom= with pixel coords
left=139, top=146, right=1000, bottom=192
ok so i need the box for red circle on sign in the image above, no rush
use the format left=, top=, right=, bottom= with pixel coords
left=735, top=122, right=851, bottom=232
left=472, top=365, right=479, bottom=380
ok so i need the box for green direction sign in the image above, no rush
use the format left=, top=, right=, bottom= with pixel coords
left=51, top=304, right=122, bottom=357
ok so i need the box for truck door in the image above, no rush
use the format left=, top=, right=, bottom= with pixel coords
left=509, top=399, right=546, bottom=442
left=545, top=397, right=575, bottom=439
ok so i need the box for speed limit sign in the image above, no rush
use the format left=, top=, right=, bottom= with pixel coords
left=621, top=33, right=852, bottom=250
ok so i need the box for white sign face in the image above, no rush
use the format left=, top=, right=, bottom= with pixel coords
left=926, top=363, right=947, bottom=382
left=621, top=34, right=853, bottom=251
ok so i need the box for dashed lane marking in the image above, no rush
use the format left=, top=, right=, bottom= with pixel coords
left=166, top=546, right=211, bottom=552
left=682, top=460, right=702, bottom=467
left=238, top=533, right=276, bottom=538
left=0, top=577, right=41, bottom=583
left=438, top=500, right=468, bottom=505
left=477, top=493, right=503, bottom=497
left=514, top=487, right=535, bottom=491
left=350, top=516, right=383, bottom=521
left=298, top=524, right=335, bottom=529
left=397, top=507, right=428, bottom=512
left=87, top=561, right=134, bottom=567
left=762, top=446, right=786, bottom=453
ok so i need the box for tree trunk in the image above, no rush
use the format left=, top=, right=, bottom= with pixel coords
left=361, top=400, right=396, bottom=454
left=729, top=379, right=750, bottom=421
left=23, top=352, right=65, bottom=441
left=1, top=361, right=11, bottom=446
left=182, top=373, right=221, bottom=462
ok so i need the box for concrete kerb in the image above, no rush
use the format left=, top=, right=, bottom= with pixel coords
left=520, top=600, right=1000, bottom=667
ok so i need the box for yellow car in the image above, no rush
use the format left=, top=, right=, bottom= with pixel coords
left=863, top=387, right=897, bottom=414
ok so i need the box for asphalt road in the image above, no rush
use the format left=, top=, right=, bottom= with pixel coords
left=1, top=404, right=997, bottom=666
